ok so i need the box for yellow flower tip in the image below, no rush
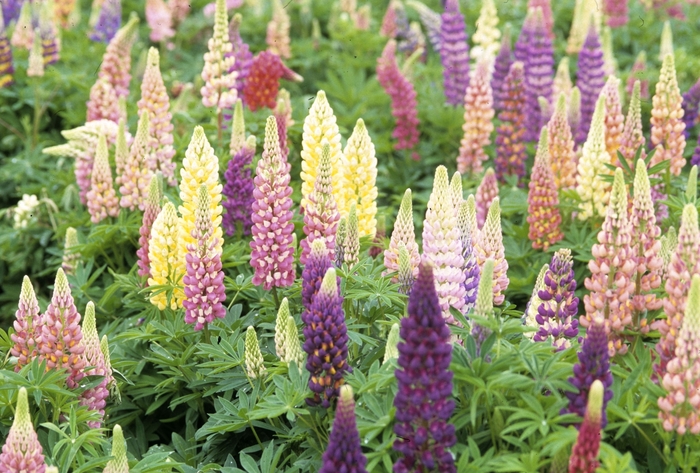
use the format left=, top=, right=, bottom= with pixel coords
left=83, top=301, right=97, bottom=337
left=320, top=267, right=338, bottom=297
left=20, top=275, right=36, bottom=302
left=587, top=379, right=604, bottom=418
left=55, top=267, right=69, bottom=295
left=147, top=46, right=160, bottom=68
left=339, top=383, right=354, bottom=403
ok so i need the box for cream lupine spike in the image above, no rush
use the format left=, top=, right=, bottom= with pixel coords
left=62, top=227, right=81, bottom=275
left=114, top=118, right=128, bottom=186
left=576, top=96, right=611, bottom=220
left=450, top=171, right=463, bottom=210
left=148, top=202, right=185, bottom=310
left=602, top=76, right=624, bottom=165
left=267, top=0, right=291, bottom=59
left=300, top=90, right=345, bottom=212
left=283, top=316, right=305, bottom=366
left=659, top=20, right=673, bottom=62
left=343, top=204, right=360, bottom=266
left=275, top=298, right=290, bottom=359
left=464, top=194, right=479, bottom=243
left=230, top=99, right=246, bottom=156
left=473, top=197, right=509, bottom=305
left=650, top=54, right=686, bottom=176
left=86, top=134, right=119, bottom=223
left=244, top=326, right=266, bottom=379
left=523, top=263, right=549, bottom=339
left=119, top=112, right=154, bottom=211
left=201, top=0, right=237, bottom=111
left=553, top=58, right=572, bottom=105
left=566, top=0, right=600, bottom=54
left=103, top=425, right=128, bottom=473
left=470, top=0, right=500, bottom=63
left=100, top=335, right=116, bottom=395
left=384, top=189, right=421, bottom=277
left=342, top=119, right=378, bottom=236
left=620, top=81, right=645, bottom=162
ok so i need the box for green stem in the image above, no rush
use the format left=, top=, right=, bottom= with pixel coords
left=203, top=323, right=211, bottom=344
left=272, top=287, right=280, bottom=307
left=217, top=110, right=223, bottom=149
left=633, top=422, right=668, bottom=464
left=32, top=81, right=41, bottom=149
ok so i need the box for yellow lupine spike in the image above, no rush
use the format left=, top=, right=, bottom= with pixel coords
left=342, top=118, right=377, bottom=237
left=576, top=96, right=611, bottom=220
left=148, top=201, right=185, bottom=310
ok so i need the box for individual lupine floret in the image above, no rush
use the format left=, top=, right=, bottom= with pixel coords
left=79, top=302, right=110, bottom=428
left=582, top=168, right=635, bottom=356
left=300, top=90, right=344, bottom=212
left=471, top=259, right=495, bottom=354
left=136, top=174, right=163, bottom=280
left=89, top=0, right=121, bottom=43
left=475, top=168, right=498, bottom=229
left=138, top=47, right=176, bottom=186
left=457, top=58, right=494, bottom=175
left=119, top=111, right=154, bottom=211
left=439, top=0, right=469, bottom=107
left=654, top=204, right=700, bottom=377
left=10, top=276, right=41, bottom=371
left=473, top=197, right=509, bottom=305
left=376, top=40, right=420, bottom=155
left=244, top=326, right=265, bottom=379
left=148, top=202, right=185, bottom=310
left=576, top=96, right=611, bottom=220
left=601, top=76, right=624, bottom=164
left=650, top=53, right=686, bottom=176
left=535, top=249, right=579, bottom=350
left=86, top=134, right=119, bottom=223
left=495, top=61, right=527, bottom=183
left=422, top=166, right=466, bottom=324
left=226, top=14, right=253, bottom=104
left=682, top=78, right=700, bottom=138
left=183, top=185, right=227, bottom=331
left=335, top=218, right=346, bottom=268
left=342, top=119, right=378, bottom=236
left=457, top=201, right=480, bottom=313
left=523, top=263, right=549, bottom=339
left=658, top=275, right=700, bottom=434
left=86, top=77, right=121, bottom=123
left=250, top=117, right=295, bottom=290
left=0, top=12, right=13, bottom=89
left=568, top=380, right=605, bottom=473
left=384, top=189, right=421, bottom=278
left=62, top=227, right=80, bottom=274
left=522, top=7, right=554, bottom=142
left=26, top=29, right=44, bottom=77
left=266, top=0, right=291, bottom=59
left=384, top=323, right=400, bottom=362
left=303, top=267, right=351, bottom=407
left=527, top=128, right=563, bottom=250
left=620, top=81, right=646, bottom=162
left=343, top=204, right=360, bottom=266
left=37, top=268, right=86, bottom=389
left=11, top=1, right=32, bottom=49
left=275, top=297, right=291, bottom=359
left=393, top=262, right=456, bottom=473
left=301, top=239, right=336, bottom=310
left=491, top=25, right=512, bottom=112
left=103, top=425, right=128, bottom=473
left=470, top=0, right=500, bottom=63
left=97, top=13, right=138, bottom=98
left=319, top=385, right=368, bottom=473
left=201, top=0, right=236, bottom=112
left=0, top=387, right=46, bottom=472
left=547, top=93, right=577, bottom=190
left=242, top=51, right=302, bottom=112
left=575, top=25, right=606, bottom=144
left=145, top=0, right=174, bottom=43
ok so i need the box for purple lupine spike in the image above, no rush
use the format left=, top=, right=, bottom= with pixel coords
left=89, top=0, right=121, bottom=43
left=575, top=25, right=606, bottom=144
left=2, top=0, right=23, bottom=24
left=393, top=262, right=456, bottom=473
left=439, top=0, right=470, bottom=107
left=223, top=13, right=252, bottom=118
left=223, top=105, right=255, bottom=239
left=302, top=267, right=351, bottom=408
left=458, top=201, right=480, bottom=313
left=319, top=385, right=368, bottom=473
left=513, top=11, right=533, bottom=66
left=491, top=26, right=512, bottom=112
left=534, top=249, right=579, bottom=350
left=563, top=317, right=613, bottom=428
left=523, top=8, right=554, bottom=141
left=682, top=78, right=700, bottom=139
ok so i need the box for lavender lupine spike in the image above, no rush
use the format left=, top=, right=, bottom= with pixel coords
left=319, top=385, right=368, bottom=473
left=79, top=302, right=110, bottom=428
left=620, top=81, right=646, bottom=162
left=471, top=259, right=495, bottom=356
left=343, top=203, right=360, bottom=266
left=119, top=111, right=154, bottom=211
left=2, top=0, right=23, bottom=25
left=0, top=388, right=46, bottom=473
left=223, top=101, right=256, bottom=237
left=568, top=380, right=604, bottom=473
left=301, top=239, right=336, bottom=311
left=384, top=189, right=421, bottom=278
left=475, top=168, right=498, bottom=229
left=226, top=14, right=253, bottom=104
left=523, top=7, right=554, bottom=142
left=523, top=263, right=549, bottom=339
left=136, top=174, right=163, bottom=280
left=682, top=78, right=700, bottom=139
left=103, top=425, right=128, bottom=473
left=495, top=61, right=527, bottom=183
left=473, top=197, right=509, bottom=305
left=10, top=276, right=41, bottom=371
left=303, top=267, right=351, bottom=407
left=491, top=25, right=512, bottom=111
left=393, top=262, right=456, bottom=473
left=89, top=0, right=120, bottom=43
left=439, top=0, right=469, bottom=107
left=575, top=25, right=606, bottom=144
left=86, top=133, right=119, bottom=223
left=457, top=200, right=480, bottom=313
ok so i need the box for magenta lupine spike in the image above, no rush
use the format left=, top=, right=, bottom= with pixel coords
left=226, top=14, right=252, bottom=104
left=138, top=47, right=176, bottom=186
left=300, top=142, right=340, bottom=265
left=473, top=197, right=509, bottom=305
left=603, top=0, right=628, bottom=27
left=439, top=0, right=469, bottom=107
left=377, top=40, right=420, bottom=154
left=380, top=0, right=398, bottom=38
left=491, top=26, right=512, bottom=112
left=575, top=25, right=606, bottom=144
left=495, top=61, right=527, bottom=184
left=79, top=302, right=110, bottom=428
left=568, top=380, right=604, bottom=473
left=250, top=116, right=295, bottom=290
left=86, top=77, right=121, bottom=123
left=37, top=268, right=86, bottom=389
left=384, top=188, right=421, bottom=278
left=393, top=262, right=456, bottom=473
left=0, top=388, right=46, bottom=473
left=183, top=185, right=227, bottom=331
left=223, top=102, right=255, bottom=237
left=620, top=81, right=646, bottom=162
left=97, top=13, right=138, bottom=99
left=626, top=51, right=649, bottom=100
left=548, top=93, right=578, bottom=190
left=136, top=174, right=163, bottom=280
left=0, top=12, right=13, bottom=89
left=535, top=249, right=579, bottom=350
left=302, top=267, right=351, bottom=407
left=523, top=8, right=554, bottom=142
left=475, top=168, right=498, bottom=229
left=119, top=111, right=154, bottom=211
left=457, top=58, right=494, bottom=175
left=86, top=133, right=120, bottom=223
left=10, top=276, right=41, bottom=372
left=145, top=0, right=174, bottom=43
left=319, top=385, right=368, bottom=473
left=527, top=128, right=563, bottom=250
left=682, top=78, right=700, bottom=139
left=89, top=0, right=121, bottom=43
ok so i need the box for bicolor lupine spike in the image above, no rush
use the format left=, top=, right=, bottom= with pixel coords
left=384, top=323, right=400, bottom=362
left=335, top=218, right=346, bottom=268
left=654, top=204, right=700, bottom=377
left=38, top=2, right=59, bottom=66
left=553, top=58, right=572, bottom=105
left=650, top=53, right=686, bottom=177
left=457, top=201, right=480, bottom=312
left=536, top=249, right=579, bottom=350
left=10, top=276, right=41, bottom=371
left=470, top=0, right=500, bottom=62
left=62, top=227, right=80, bottom=275
left=302, top=239, right=336, bottom=310
left=223, top=101, right=255, bottom=237
left=283, top=316, right=305, bottom=366
left=37, top=268, right=86, bottom=389
left=575, top=25, right=606, bottom=144
left=343, top=204, right=360, bottom=266
left=377, top=40, right=420, bottom=155
left=98, top=13, right=138, bottom=98
left=522, top=7, right=554, bottom=142
left=582, top=168, right=635, bottom=356
left=682, top=78, right=700, bottom=139
left=0, top=12, right=13, bottom=89
left=422, top=166, right=466, bottom=323
left=266, top=0, right=291, bottom=59
left=457, top=58, right=494, bottom=175
left=138, top=47, right=176, bottom=186
left=11, top=1, right=32, bottom=49
left=527, top=128, right=563, bottom=250
left=0, top=388, right=46, bottom=472
left=26, top=28, right=43, bottom=77
left=145, top=0, right=174, bottom=43
left=136, top=174, right=163, bottom=280
left=385, top=189, right=421, bottom=277
left=244, top=326, right=265, bottom=379
left=439, top=0, right=469, bottom=107
left=495, top=61, right=527, bottom=183
left=104, top=425, right=128, bottom=473
left=523, top=263, right=549, bottom=339
left=602, top=76, right=624, bottom=164
left=475, top=168, right=498, bottom=229
left=89, top=0, right=121, bottom=43
left=548, top=93, right=577, bottom=189
left=319, top=385, right=368, bottom=473
left=119, top=112, right=154, bottom=211
left=343, top=119, right=378, bottom=237
left=568, top=380, right=604, bottom=473
left=300, top=90, right=345, bottom=212
left=472, top=259, right=495, bottom=354
left=148, top=202, right=185, bottom=310
left=79, top=302, right=110, bottom=428
left=473, top=197, right=509, bottom=305
left=275, top=297, right=291, bottom=359
left=576, top=96, right=611, bottom=220
left=242, top=51, right=302, bottom=112
left=201, top=0, right=236, bottom=111
left=397, top=244, right=414, bottom=295
left=226, top=14, right=253, bottom=104
left=620, top=81, right=646, bottom=162
left=86, top=134, right=119, bottom=223
left=491, top=25, right=512, bottom=112
left=303, top=267, right=351, bottom=407
left=393, top=262, right=456, bottom=472
left=250, top=117, right=295, bottom=290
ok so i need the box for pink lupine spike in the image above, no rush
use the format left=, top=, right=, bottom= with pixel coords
left=79, top=302, right=110, bottom=428
left=527, top=128, right=563, bottom=250
left=457, top=58, right=494, bottom=175
left=266, top=0, right=291, bottom=59
left=650, top=54, right=686, bottom=177
left=168, top=0, right=190, bottom=25
left=119, top=111, right=154, bottom=211
left=98, top=13, right=139, bottom=99
left=619, top=80, right=646, bottom=162
left=384, top=188, right=421, bottom=278
left=86, top=76, right=122, bottom=123
left=10, top=276, right=41, bottom=372
left=146, top=0, right=175, bottom=43
left=136, top=174, right=163, bottom=280
left=0, top=388, right=46, bottom=472
left=475, top=168, right=498, bottom=229
left=86, top=133, right=120, bottom=223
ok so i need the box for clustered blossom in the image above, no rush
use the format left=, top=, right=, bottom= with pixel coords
left=319, top=385, right=368, bottom=473
left=521, top=7, right=554, bottom=142
left=495, top=61, right=527, bottom=183
left=384, top=189, right=421, bottom=278
left=0, top=12, right=13, bottom=89
left=242, top=51, right=302, bottom=112
left=137, top=175, right=163, bottom=280
left=620, top=81, right=646, bottom=162
left=86, top=76, right=121, bottom=123
left=223, top=101, right=255, bottom=237
left=201, top=0, right=237, bottom=112
left=10, top=276, right=41, bottom=371
left=119, top=112, right=154, bottom=211
left=266, top=0, right=291, bottom=59
left=79, top=302, right=111, bottom=428
left=472, top=259, right=495, bottom=355
left=343, top=119, right=378, bottom=237
left=457, top=200, right=480, bottom=313
left=244, top=326, right=265, bottom=379
left=650, top=53, right=686, bottom=177
left=547, top=94, right=577, bottom=190
left=145, top=0, right=174, bottom=43
left=89, top=0, right=121, bottom=43
left=568, top=380, right=605, bottom=473
left=86, top=133, right=120, bottom=223
left=576, top=97, right=611, bottom=220
left=604, top=0, right=628, bottom=27
left=303, top=268, right=351, bottom=407
left=457, top=59, right=494, bottom=175
left=148, top=201, right=185, bottom=310
left=439, top=0, right=469, bottom=107
left=575, top=25, right=606, bottom=144
left=97, top=14, right=139, bottom=98
left=475, top=168, right=498, bottom=230
left=227, top=14, right=253, bottom=104
left=491, top=26, right=512, bottom=112
left=250, top=117, right=295, bottom=290
left=527, top=128, right=563, bottom=250
left=473, top=198, right=509, bottom=305
left=0, top=388, right=46, bottom=472
left=393, top=262, right=456, bottom=473
left=602, top=76, right=624, bottom=164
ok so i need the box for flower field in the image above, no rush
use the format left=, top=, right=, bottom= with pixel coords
left=1, top=0, right=700, bottom=471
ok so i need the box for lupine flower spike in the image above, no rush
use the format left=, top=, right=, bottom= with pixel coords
left=470, top=0, right=500, bottom=64
left=472, top=259, right=495, bottom=355
left=169, top=0, right=190, bottom=24
left=250, top=117, right=295, bottom=290
left=548, top=93, right=577, bottom=189
left=136, top=174, right=163, bottom=280
left=145, top=0, right=174, bottom=43
left=384, top=189, right=421, bottom=278
left=343, top=119, right=378, bottom=236
left=620, top=81, right=646, bottom=162
left=89, top=0, right=121, bottom=43
left=266, top=0, right=291, bottom=59
left=440, top=0, right=469, bottom=107
left=148, top=201, right=185, bottom=310
left=27, top=29, right=44, bottom=77
left=380, top=0, right=397, bottom=38
left=575, top=25, right=606, bottom=144
left=11, top=1, right=32, bottom=49
left=393, top=262, right=456, bottom=473
left=119, top=111, right=154, bottom=211
left=62, top=227, right=80, bottom=274
left=604, top=0, right=628, bottom=27
left=0, top=387, right=46, bottom=472
left=457, top=201, right=480, bottom=313
left=100, top=335, right=116, bottom=397
left=527, top=128, right=563, bottom=250
left=576, top=96, right=611, bottom=220
left=301, top=239, right=335, bottom=310
left=275, top=297, right=291, bottom=359
left=97, top=13, right=139, bottom=99
left=473, top=197, right=509, bottom=305
left=384, top=323, right=400, bottom=362
left=2, top=0, right=23, bottom=25
left=39, top=3, right=59, bottom=66
left=495, top=61, right=527, bottom=183
left=566, top=0, right=599, bottom=55
left=86, top=134, right=119, bottom=223
left=523, top=7, right=554, bottom=142
left=103, top=425, right=128, bottom=473
left=457, top=58, right=494, bottom=175
left=523, top=263, right=549, bottom=339
left=226, top=14, right=252, bottom=104
left=397, top=244, right=414, bottom=295
left=319, top=385, right=368, bottom=473
left=274, top=91, right=292, bottom=161
left=535, top=249, right=579, bottom=349
left=86, top=76, right=121, bottom=123
left=682, top=78, right=700, bottom=139
left=10, top=276, right=41, bottom=371
left=283, top=316, right=305, bottom=367
left=201, top=0, right=237, bottom=112
left=223, top=103, right=256, bottom=237
left=601, top=76, right=624, bottom=164
left=0, top=12, right=13, bottom=89
left=553, top=58, right=573, bottom=105
left=568, top=380, right=605, bottom=473
left=79, top=302, right=110, bottom=428
left=242, top=51, right=302, bottom=112
left=475, top=168, right=499, bottom=229
left=343, top=204, right=360, bottom=266
left=650, top=53, right=686, bottom=177
left=244, top=326, right=266, bottom=379
left=491, top=25, right=512, bottom=112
